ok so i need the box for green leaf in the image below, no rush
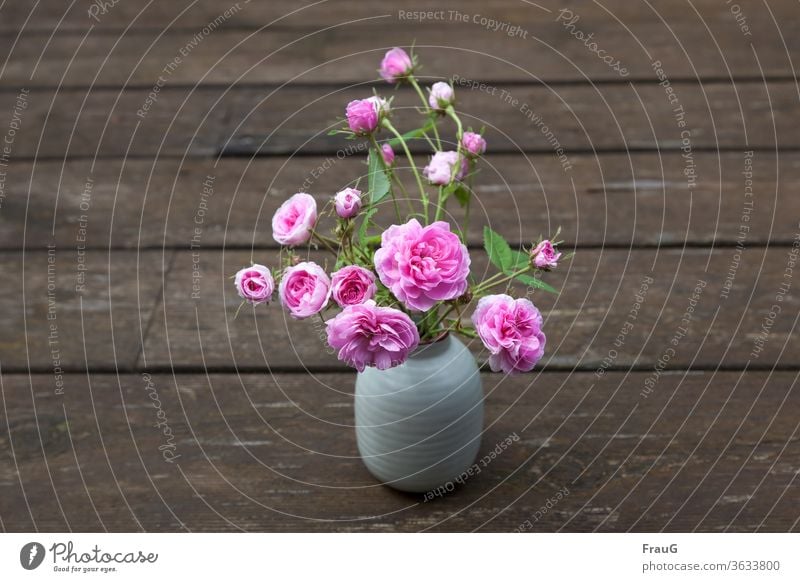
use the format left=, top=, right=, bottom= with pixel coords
left=358, top=207, right=379, bottom=247
left=513, top=272, right=559, bottom=294
left=367, top=151, right=391, bottom=204
left=483, top=226, right=513, bottom=272
left=451, top=184, right=470, bottom=208
left=511, top=249, right=531, bottom=270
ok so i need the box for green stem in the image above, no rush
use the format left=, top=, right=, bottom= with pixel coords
left=473, top=265, right=532, bottom=294
left=391, top=171, right=416, bottom=214
left=369, top=135, right=401, bottom=221
left=409, top=76, right=442, bottom=150
left=311, top=230, right=339, bottom=255
left=382, top=119, right=429, bottom=223
left=434, top=185, right=449, bottom=222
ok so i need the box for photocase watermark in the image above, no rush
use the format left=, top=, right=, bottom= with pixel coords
left=453, top=75, right=573, bottom=172
left=396, top=10, right=529, bottom=38
left=720, top=150, right=754, bottom=300
left=74, top=176, right=94, bottom=294
left=555, top=9, right=629, bottom=77
left=190, top=174, right=215, bottom=300
left=299, top=141, right=367, bottom=192
left=750, top=226, right=799, bottom=359
left=46, top=243, right=64, bottom=396
left=87, top=0, right=122, bottom=22
left=309, top=316, right=336, bottom=355
left=142, top=373, right=181, bottom=464
left=724, top=0, right=752, bottom=37
left=137, top=2, right=248, bottom=119
left=422, top=432, right=519, bottom=501
left=596, top=274, right=654, bottom=378
left=0, top=87, right=29, bottom=211
left=514, top=485, right=570, bottom=531
left=651, top=60, right=697, bottom=190
left=641, top=279, right=707, bottom=398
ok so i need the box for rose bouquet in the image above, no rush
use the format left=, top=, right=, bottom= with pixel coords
left=234, top=47, right=567, bottom=376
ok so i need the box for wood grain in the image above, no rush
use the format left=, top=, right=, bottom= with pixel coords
left=3, top=14, right=798, bottom=86
left=140, top=247, right=799, bottom=372
left=2, top=152, right=798, bottom=250
left=1, top=371, right=797, bottom=531
left=0, top=81, right=796, bottom=159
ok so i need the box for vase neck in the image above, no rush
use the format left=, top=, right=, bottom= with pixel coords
left=409, top=334, right=453, bottom=361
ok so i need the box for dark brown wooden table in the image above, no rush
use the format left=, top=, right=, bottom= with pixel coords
left=0, top=0, right=798, bottom=532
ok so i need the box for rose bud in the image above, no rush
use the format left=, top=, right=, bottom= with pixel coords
left=279, top=261, right=331, bottom=319
left=234, top=264, right=274, bottom=305
left=423, top=151, right=468, bottom=185
left=271, top=192, right=317, bottom=246
left=530, top=240, right=562, bottom=270
left=346, top=98, right=380, bottom=135
left=330, top=265, right=377, bottom=307
left=379, top=47, right=413, bottom=83
left=428, top=82, right=454, bottom=110
left=381, top=143, right=395, bottom=166
left=462, top=131, right=487, bottom=157
left=334, top=187, right=362, bottom=219
left=367, top=95, right=390, bottom=117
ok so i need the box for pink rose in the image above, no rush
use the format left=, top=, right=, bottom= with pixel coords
left=330, top=265, right=376, bottom=307
left=272, top=192, right=317, bottom=246
left=374, top=219, right=470, bottom=312
left=279, top=261, right=331, bottom=319
left=471, top=294, right=546, bottom=375
left=462, top=131, right=486, bottom=157
left=531, top=240, right=562, bottom=269
left=423, top=151, right=468, bottom=185
left=326, top=300, right=420, bottom=371
left=234, top=264, right=274, bottom=304
left=346, top=98, right=380, bottom=135
left=367, top=95, right=390, bottom=117
left=381, top=143, right=395, bottom=166
left=334, top=187, right=362, bottom=219
left=428, top=82, right=454, bottom=110
left=379, top=47, right=413, bottom=83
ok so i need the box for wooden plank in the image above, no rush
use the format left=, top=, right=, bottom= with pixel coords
left=0, top=81, right=796, bottom=158
left=1, top=371, right=797, bottom=531
left=3, top=152, right=798, bottom=250
left=140, top=247, right=800, bottom=372
left=3, top=10, right=798, bottom=86
left=0, top=249, right=172, bottom=372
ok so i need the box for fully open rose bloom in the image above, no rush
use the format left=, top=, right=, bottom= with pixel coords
left=330, top=265, right=376, bottom=307
left=374, top=219, right=470, bottom=311
left=234, top=264, right=274, bottom=305
left=428, top=81, right=454, bottom=110
left=334, top=187, right=362, bottom=219
left=379, top=47, right=413, bottom=83
left=326, top=301, right=420, bottom=371
left=462, top=131, right=487, bottom=157
left=531, top=240, right=562, bottom=269
left=272, top=193, right=317, bottom=246
left=423, top=151, right=468, bottom=185
left=279, top=261, right=331, bottom=319
left=471, top=294, right=546, bottom=375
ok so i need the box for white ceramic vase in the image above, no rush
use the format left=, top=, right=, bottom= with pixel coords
left=354, top=334, right=484, bottom=493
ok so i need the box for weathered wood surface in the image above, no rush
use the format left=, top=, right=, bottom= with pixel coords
left=2, top=152, right=799, bottom=249
left=3, top=17, right=798, bottom=86
left=0, top=81, right=796, bottom=158
left=1, top=372, right=797, bottom=531
left=1, top=0, right=799, bottom=534
left=140, top=247, right=799, bottom=372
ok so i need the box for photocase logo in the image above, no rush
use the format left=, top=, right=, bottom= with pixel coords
left=20, top=542, right=46, bottom=570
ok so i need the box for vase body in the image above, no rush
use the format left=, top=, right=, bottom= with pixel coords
left=354, top=334, right=484, bottom=492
